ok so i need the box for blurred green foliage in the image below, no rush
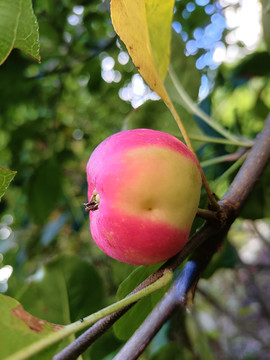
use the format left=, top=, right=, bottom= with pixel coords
left=1, top=0, right=270, bottom=359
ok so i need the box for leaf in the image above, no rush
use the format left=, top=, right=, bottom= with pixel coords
left=111, top=0, right=174, bottom=103
left=230, top=52, right=270, bottom=84
left=202, top=240, right=239, bottom=279
left=27, top=159, right=63, bottom=224
left=113, top=264, right=169, bottom=340
left=0, top=166, right=16, bottom=201
left=0, top=293, right=64, bottom=360
left=185, top=313, right=215, bottom=360
left=89, top=328, right=123, bottom=360
left=40, top=213, right=69, bottom=246
left=18, top=254, right=105, bottom=325
left=111, top=0, right=197, bottom=151
left=240, top=163, right=270, bottom=219
left=0, top=0, right=40, bottom=65
left=0, top=51, right=40, bottom=113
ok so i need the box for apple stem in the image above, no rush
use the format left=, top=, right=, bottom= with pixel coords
left=84, top=201, right=99, bottom=211
left=84, top=189, right=100, bottom=211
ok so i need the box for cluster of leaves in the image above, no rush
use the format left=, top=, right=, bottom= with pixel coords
left=1, top=0, right=270, bottom=359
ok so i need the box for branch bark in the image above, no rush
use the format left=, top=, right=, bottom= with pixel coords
left=54, top=114, right=270, bottom=360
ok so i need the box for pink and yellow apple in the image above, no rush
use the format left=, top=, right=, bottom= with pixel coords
left=86, top=129, right=202, bottom=265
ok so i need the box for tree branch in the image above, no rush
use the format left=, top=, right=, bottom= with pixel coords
left=54, top=114, right=270, bottom=360
left=113, top=239, right=223, bottom=360
left=111, top=113, right=270, bottom=360
left=53, top=224, right=218, bottom=360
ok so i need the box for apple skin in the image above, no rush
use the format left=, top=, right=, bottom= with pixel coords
left=86, top=129, right=202, bottom=265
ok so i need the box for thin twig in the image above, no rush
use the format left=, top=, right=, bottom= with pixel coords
left=175, top=133, right=253, bottom=147
left=200, top=148, right=249, bottom=168
left=196, top=208, right=219, bottom=221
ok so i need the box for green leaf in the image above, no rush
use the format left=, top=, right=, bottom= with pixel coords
left=240, top=163, right=270, bottom=219
left=0, top=0, right=40, bottom=65
left=0, top=166, right=16, bottom=201
left=113, top=264, right=169, bottom=340
left=230, top=52, right=270, bottom=82
left=89, top=328, right=123, bottom=360
left=202, top=240, right=239, bottom=279
left=27, top=159, right=63, bottom=224
left=18, top=254, right=105, bottom=325
left=185, top=313, right=215, bottom=360
left=0, top=293, right=64, bottom=360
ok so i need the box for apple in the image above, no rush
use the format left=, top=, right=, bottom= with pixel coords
left=86, top=129, right=202, bottom=265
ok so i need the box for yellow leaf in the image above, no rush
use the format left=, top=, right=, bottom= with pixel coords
left=111, top=0, right=174, bottom=103
left=111, top=0, right=218, bottom=210
left=111, top=0, right=197, bottom=156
